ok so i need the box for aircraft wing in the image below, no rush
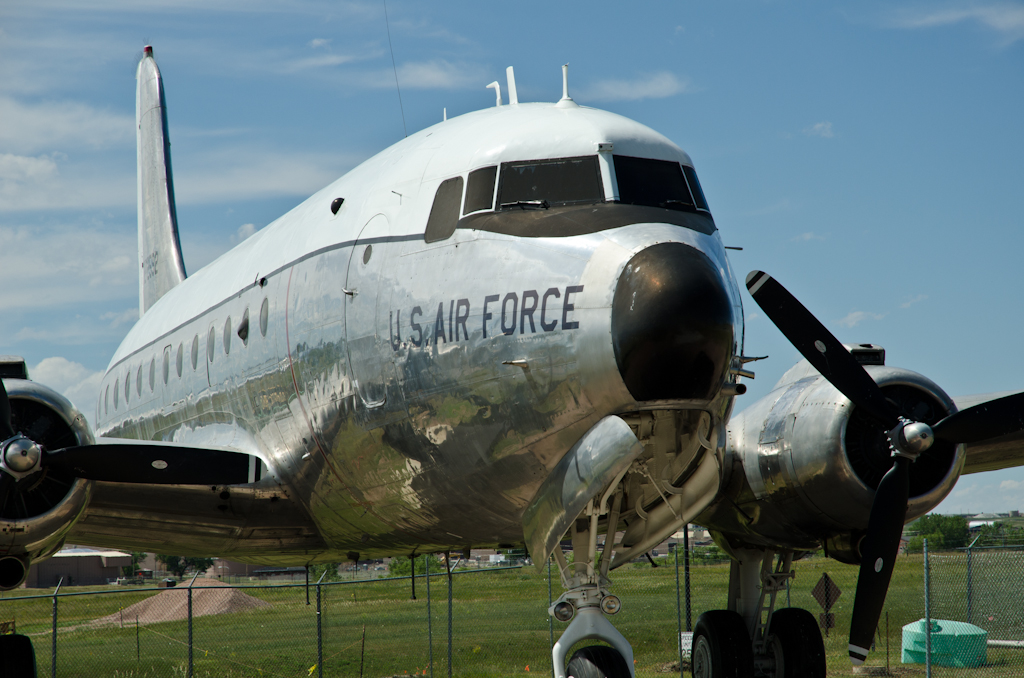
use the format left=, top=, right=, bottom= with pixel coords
left=67, top=480, right=328, bottom=565
left=955, top=392, right=1024, bottom=474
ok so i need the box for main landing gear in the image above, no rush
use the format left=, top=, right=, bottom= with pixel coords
left=693, top=549, right=825, bottom=678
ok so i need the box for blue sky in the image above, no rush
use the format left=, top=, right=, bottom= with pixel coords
left=1, top=1, right=1022, bottom=513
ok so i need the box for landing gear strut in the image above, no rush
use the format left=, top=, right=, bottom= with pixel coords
left=549, top=490, right=634, bottom=678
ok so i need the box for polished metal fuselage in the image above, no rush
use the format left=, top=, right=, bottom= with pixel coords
left=78, top=103, right=745, bottom=563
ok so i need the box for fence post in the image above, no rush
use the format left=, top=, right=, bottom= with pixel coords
left=683, top=524, right=691, bottom=632
left=316, top=570, right=327, bottom=678
left=446, top=552, right=453, bottom=678
left=675, top=546, right=683, bottom=678
left=411, top=555, right=417, bottom=600
left=51, top=576, right=62, bottom=678
left=924, top=538, right=931, bottom=678
left=966, top=535, right=980, bottom=624
left=548, top=557, right=554, bottom=678
left=188, top=571, right=199, bottom=678
left=426, top=554, right=433, bottom=678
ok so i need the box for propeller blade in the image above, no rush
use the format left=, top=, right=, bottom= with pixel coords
left=848, top=456, right=910, bottom=665
left=933, top=391, right=1024, bottom=445
left=745, top=271, right=900, bottom=431
left=0, top=472, right=15, bottom=515
left=0, top=380, right=14, bottom=440
left=43, top=444, right=253, bottom=485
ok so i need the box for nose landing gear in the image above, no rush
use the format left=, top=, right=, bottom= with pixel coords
left=549, top=493, right=635, bottom=678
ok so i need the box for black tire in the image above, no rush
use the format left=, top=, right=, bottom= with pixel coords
left=566, top=645, right=631, bottom=678
left=691, top=610, right=753, bottom=678
left=767, top=608, right=826, bottom=678
left=0, top=633, right=37, bottom=677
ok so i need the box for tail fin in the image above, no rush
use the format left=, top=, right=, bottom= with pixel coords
left=136, top=45, right=186, bottom=315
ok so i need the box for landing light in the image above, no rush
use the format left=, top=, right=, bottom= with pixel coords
left=600, top=595, right=621, bottom=615
left=553, top=601, right=575, bottom=622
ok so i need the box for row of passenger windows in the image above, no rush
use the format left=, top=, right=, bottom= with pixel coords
left=424, top=154, right=709, bottom=242
left=101, top=297, right=270, bottom=417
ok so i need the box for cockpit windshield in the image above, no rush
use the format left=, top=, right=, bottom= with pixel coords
left=497, top=156, right=603, bottom=209
left=614, top=155, right=710, bottom=213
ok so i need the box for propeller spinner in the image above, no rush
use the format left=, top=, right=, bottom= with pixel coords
left=745, top=270, right=1024, bottom=665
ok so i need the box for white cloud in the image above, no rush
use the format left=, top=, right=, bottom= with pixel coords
left=804, top=122, right=834, bottom=138
left=29, top=356, right=104, bottom=429
left=101, top=308, right=139, bottom=328
left=174, top=147, right=360, bottom=204
left=887, top=4, right=1024, bottom=43
left=0, top=97, right=132, bottom=155
left=232, top=223, right=258, bottom=244
left=394, top=60, right=486, bottom=90
left=1000, top=479, right=1021, bottom=490
left=0, top=152, right=134, bottom=211
left=0, top=223, right=136, bottom=311
left=309, top=38, right=331, bottom=49
left=578, top=72, right=690, bottom=102
left=792, top=232, right=824, bottom=242
left=279, top=53, right=361, bottom=73
left=837, top=310, right=886, bottom=328
left=901, top=294, right=929, bottom=309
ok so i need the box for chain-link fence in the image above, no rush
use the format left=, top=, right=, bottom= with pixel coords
left=927, top=542, right=1024, bottom=677
left=1, top=544, right=1022, bottom=677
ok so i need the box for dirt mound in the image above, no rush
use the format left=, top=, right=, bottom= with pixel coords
left=94, top=579, right=271, bottom=626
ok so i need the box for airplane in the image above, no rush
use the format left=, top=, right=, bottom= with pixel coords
left=2, top=45, right=1024, bottom=678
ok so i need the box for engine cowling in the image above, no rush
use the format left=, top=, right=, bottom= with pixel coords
left=0, top=379, right=94, bottom=589
left=727, top=357, right=963, bottom=563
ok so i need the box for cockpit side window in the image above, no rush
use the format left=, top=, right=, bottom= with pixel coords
left=424, top=176, right=464, bottom=243
left=463, top=166, right=497, bottom=215
left=682, top=165, right=710, bottom=212
left=497, top=156, right=602, bottom=209
left=614, top=155, right=697, bottom=212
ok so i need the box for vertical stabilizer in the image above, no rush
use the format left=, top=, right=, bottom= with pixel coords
left=136, top=46, right=186, bottom=315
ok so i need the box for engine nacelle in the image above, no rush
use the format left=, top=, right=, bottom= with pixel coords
left=727, top=354, right=963, bottom=563
left=0, top=378, right=94, bottom=589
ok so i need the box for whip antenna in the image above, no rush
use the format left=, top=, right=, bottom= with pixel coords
left=383, top=0, right=407, bottom=137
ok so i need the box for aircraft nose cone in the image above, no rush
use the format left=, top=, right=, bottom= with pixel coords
left=612, top=242, right=734, bottom=402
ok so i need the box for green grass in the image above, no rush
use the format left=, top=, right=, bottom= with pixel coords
left=1, top=553, right=1021, bottom=677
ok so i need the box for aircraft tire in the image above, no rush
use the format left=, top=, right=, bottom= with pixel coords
left=767, top=608, right=826, bottom=678
left=0, top=633, right=37, bottom=677
left=691, top=610, right=753, bottom=678
left=566, top=645, right=631, bottom=678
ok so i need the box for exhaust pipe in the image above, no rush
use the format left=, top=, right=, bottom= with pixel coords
left=0, top=556, right=29, bottom=590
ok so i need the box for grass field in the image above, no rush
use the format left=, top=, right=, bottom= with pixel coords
left=1, top=552, right=1021, bottom=677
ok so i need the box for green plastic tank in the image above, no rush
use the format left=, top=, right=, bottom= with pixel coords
left=902, top=619, right=987, bottom=668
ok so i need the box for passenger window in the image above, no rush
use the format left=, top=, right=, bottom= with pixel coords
left=463, top=166, right=497, bottom=214
left=149, top=358, right=156, bottom=391
left=176, top=343, right=183, bottom=378
left=424, top=176, right=464, bottom=244
left=614, top=156, right=694, bottom=211
left=682, top=165, right=710, bottom=212
left=104, top=385, right=109, bottom=415
left=125, top=373, right=131, bottom=404
left=192, top=335, right=200, bottom=370
left=498, top=156, right=602, bottom=209
left=260, top=298, right=269, bottom=337
left=224, top=317, right=232, bottom=355
left=114, top=380, right=119, bottom=409
left=208, top=326, right=216, bottom=363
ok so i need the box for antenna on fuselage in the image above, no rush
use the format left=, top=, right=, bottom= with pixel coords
left=506, top=66, right=519, bottom=105
left=557, top=63, right=577, bottom=108
left=487, top=81, right=502, bottom=107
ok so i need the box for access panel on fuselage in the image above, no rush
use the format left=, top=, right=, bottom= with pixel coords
left=344, top=213, right=392, bottom=409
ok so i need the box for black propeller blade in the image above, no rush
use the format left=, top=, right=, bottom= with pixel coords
left=42, top=443, right=252, bottom=485
left=0, top=380, right=14, bottom=440
left=745, top=270, right=1024, bottom=665
left=932, top=391, right=1024, bottom=444
left=745, top=271, right=899, bottom=430
left=2, top=379, right=253, bottom=489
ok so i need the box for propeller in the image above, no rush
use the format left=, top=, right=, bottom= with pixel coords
left=745, top=270, right=1024, bottom=665
left=0, top=378, right=254, bottom=499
